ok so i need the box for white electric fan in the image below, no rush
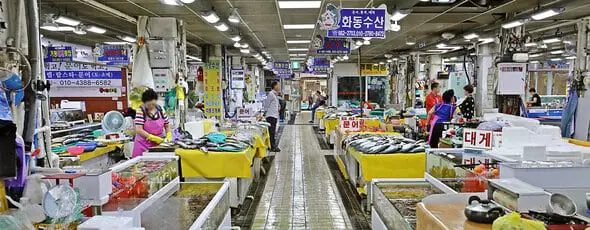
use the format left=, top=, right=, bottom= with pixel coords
left=42, top=184, right=78, bottom=219
left=101, top=110, right=127, bottom=140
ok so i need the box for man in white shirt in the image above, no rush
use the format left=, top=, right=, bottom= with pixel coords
left=263, top=81, right=281, bottom=152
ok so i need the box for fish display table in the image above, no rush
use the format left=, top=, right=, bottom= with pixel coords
left=59, top=143, right=124, bottom=168
left=347, top=148, right=426, bottom=190
left=323, top=118, right=382, bottom=146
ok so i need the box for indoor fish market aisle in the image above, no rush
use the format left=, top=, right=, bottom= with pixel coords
left=252, top=113, right=353, bottom=229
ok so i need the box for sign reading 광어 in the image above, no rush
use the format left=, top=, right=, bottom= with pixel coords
left=328, top=8, right=386, bottom=39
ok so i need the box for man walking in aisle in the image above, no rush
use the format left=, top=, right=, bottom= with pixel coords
left=263, top=82, right=281, bottom=152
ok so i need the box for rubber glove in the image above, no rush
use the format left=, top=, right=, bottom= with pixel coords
left=147, top=134, right=164, bottom=144
left=165, top=132, right=172, bottom=142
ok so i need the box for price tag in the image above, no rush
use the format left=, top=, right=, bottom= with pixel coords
left=463, top=128, right=493, bottom=150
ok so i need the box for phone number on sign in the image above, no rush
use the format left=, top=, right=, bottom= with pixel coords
left=56, top=79, right=112, bottom=87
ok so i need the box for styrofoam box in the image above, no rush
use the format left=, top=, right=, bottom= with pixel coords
left=499, top=163, right=590, bottom=189
left=77, top=216, right=133, bottom=230
left=69, top=171, right=112, bottom=206
left=521, top=145, right=546, bottom=161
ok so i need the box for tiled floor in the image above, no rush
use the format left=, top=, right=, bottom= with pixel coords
left=252, top=112, right=353, bottom=229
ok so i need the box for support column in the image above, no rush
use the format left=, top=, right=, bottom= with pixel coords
left=475, top=44, right=493, bottom=116
left=574, top=19, right=590, bottom=140
left=546, top=72, right=552, bottom=95
left=428, top=55, right=442, bottom=82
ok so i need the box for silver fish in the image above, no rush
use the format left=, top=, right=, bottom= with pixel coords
left=400, top=143, right=415, bottom=152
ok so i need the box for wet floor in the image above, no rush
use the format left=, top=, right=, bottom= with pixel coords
left=252, top=112, right=353, bottom=229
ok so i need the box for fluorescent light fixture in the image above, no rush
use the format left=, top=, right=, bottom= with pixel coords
left=228, top=8, right=240, bottom=24
left=539, top=44, right=548, bottom=49
left=289, top=54, right=299, bottom=57
left=550, top=50, right=564, bottom=54
left=234, top=42, right=241, bottom=48
left=470, top=52, right=476, bottom=56
left=373, top=63, right=378, bottom=66
left=565, top=56, right=576, bottom=60
left=287, top=40, right=311, bottom=44
left=379, top=61, right=385, bottom=65
left=387, top=59, right=393, bottom=63
left=531, top=8, right=564, bottom=20
left=278, top=1, right=322, bottom=9
left=542, top=37, right=561, bottom=44
left=215, top=23, right=229, bottom=31
left=406, top=41, right=416, bottom=45
left=121, top=36, right=136, bottom=43
left=550, top=58, right=562, bottom=61
left=343, top=55, right=349, bottom=60
left=186, top=55, right=201, bottom=61
left=55, top=16, right=80, bottom=26
left=530, top=60, right=540, bottom=64
left=48, top=26, right=75, bottom=31
left=436, top=43, right=446, bottom=48
left=443, top=58, right=450, bottom=62
left=73, top=28, right=86, bottom=35
left=262, top=51, right=268, bottom=54
left=356, top=40, right=364, bottom=46
left=202, top=11, right=220, bottom=23
left=180, top=0, right=195, bottom=3
left=427, top=49, right=447, bottom=52
left=391, top=10, right=410, bottom=21
left=283, top=24, right=315, bottom=29
left=253, top=53, right=261, bottom=58
left=463, top=33, right=479, bottom=40
left=529, top=53, right=542, bottom=58
left=161, top=0, right=180, bottom=5
left=231, top=35, right=241, bottom=42
left=363, top=40, right=371, bottom=45
left=87, top=26, right=106, bottom=34
left=104, top=41, right=128, bottom=45
left=479, top=37, right=494, bottom=44
left=524, top=42, right=537, bottom=47
left=393, top=58, right=399, bottom=61
left=241, top=43, right=249, bottom=48
left=501, top=20, right=524, bottom=29
left=288, top=48, right=307, bottom=51
left=450, top=57, right=458, bottom=61
left=240, top=48, right=249, bottom=54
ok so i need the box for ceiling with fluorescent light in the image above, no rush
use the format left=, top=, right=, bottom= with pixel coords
left=39, top=0, right=590, bottom=64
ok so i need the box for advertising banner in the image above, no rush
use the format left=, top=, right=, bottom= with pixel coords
left=360, top=63, right=388, bottom=75
left=204, top=59, right=223, bottom=119
left=45, top=46, right=73, bottom=63
left=231, top=67, right=246, bottom=89
left=96, top=44, right=130, bottom=65
left=44, top=62, right=122, bottom=97
left=328, top=8, right=386, bottom=39
left=317, top=37, right=350, bottom=55
left=273, top=61, right=292, bottom=79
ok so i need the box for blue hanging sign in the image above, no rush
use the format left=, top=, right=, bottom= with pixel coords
left=327, top=8, right=386, bottom=39
left=273, top=61, right=292, bottom=78
left=317, top=37, right=350, bottom=55
left=97, top=44, right=129, bottom=64
left=45, top=46, right=73, bottom=63
left=273, top=61, right=291, bottom=70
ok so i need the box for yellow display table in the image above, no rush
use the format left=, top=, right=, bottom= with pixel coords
left=315, top=110, right=326, bottom=121
left=59, top=143, right=123, bottom=164
left=176, top=147, right=256, bottom=178
left=347, top=147, right=426, bottom=189
left=222, top=127, right=270, bottom=158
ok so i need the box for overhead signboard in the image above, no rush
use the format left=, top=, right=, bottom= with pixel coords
left=317, top=37, right=350, bottom=55
left=360, top=63, right=388, bottom=75
left=96, top=44, right=130, bottom=65
left=273, top=61, right=292, bottom=79
left=44, top=62, right=122, bottom=97
left=327, top=8, right=386, bottom=39
left=311, top=57, right=330, bottom=75
left=45, top=46, right=73, bottom=63
left=230, top=67, right=246, bottom=89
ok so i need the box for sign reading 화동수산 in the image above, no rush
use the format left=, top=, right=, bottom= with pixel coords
left=327, top=8, right=386, bottom=39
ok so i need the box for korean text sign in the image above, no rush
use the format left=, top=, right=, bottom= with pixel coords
left=339, top=117, right=365, bottom=131
left=204, top=60, right=223, bottom=119
left=328, top=8, right=386, bottom=39
left=97, top=44, right=129, bottom=64
left=463, top=128, right=494, bottom=150
left=45, top=46, right=73, bottom=63
left=317, top=37, right=350, bottom=55
left=44, top=62, right=122, bottom=97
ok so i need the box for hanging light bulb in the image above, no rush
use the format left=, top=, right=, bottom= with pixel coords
left=228, top=8, right=241, bottom=24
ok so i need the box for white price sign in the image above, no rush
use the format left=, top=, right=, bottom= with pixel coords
left=44, top=62, right=123, bottom=97
left=237, top=108, right=254, bottom=118
left=463, top=128, right=493, bottom=150
left=339, top=117, right=364, bottom=131
left=231, top=68, right=245, bottom=89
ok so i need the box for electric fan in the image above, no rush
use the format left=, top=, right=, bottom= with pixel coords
left=42, top=184, right=78, bottom=219
left=101, top=110, right=127, bottom=141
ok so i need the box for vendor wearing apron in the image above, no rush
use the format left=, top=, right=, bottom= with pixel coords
left=427, top=89, right=457, bottom=148
left=132, top=89, right=171, bottom=158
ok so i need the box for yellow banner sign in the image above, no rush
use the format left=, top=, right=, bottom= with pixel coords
left=203, top=59, right=223, bottom=119
left=360, top=63, right=388, bottom=75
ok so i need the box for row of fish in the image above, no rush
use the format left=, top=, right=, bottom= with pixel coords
left=162, top=136, right=250, bottom=152
left=344, top=134, right=427, bottom=154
